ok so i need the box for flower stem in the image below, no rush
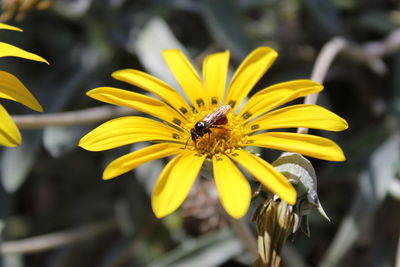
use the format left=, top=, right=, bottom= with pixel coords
left=0, top=219, right=117, bottom=254
left=298, top=38, right=346, bottom=134
left=227, top=217, right=258, bottom=258
left=300, top=29, right=400, bottom=134
left=218, top=204, right=258, bottom=258
left=12, top=105, right=134, bottom=128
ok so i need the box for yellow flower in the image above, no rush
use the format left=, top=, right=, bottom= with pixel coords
left=0, top=23, right=48, bottom=146
left=79, top=47, right=348, bottom=219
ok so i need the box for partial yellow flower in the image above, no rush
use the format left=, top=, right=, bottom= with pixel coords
left=79, top=47, right=348, bottom=219
left=0, top=23, right=48, bottom=146
left=0, top=0, right=52, bottom=22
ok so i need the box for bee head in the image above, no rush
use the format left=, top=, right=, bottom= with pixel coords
left=190, top=127, right=199, bottom=142
left=195, top=122, right=206, bottom=131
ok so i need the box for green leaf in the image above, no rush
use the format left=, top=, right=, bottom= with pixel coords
left=304, top=0, right=341, bottom=36
left=131, top=17, right=186, bottom=89
left=319, top=133, right=400, bottom=267
left=52, top=0, right=92, bottom=19
left=149, top=229, right=243, bottom=267
left=201, top=0, right=253, bottom=61
left=0, top=130, right=42, bottom=193
left=43, top=126, right=91, bottom=157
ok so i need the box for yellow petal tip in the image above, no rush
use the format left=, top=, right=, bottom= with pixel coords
left=0, top=23, right=23, bottom=32
left=35, top=56, right=50, bottom=65
left=258, top=46, right=278, bottom=55
left=336, top=153, right=346, bottom=162
left=29, top=54, right=49, bottom=65
left=154, top=212, right=164, bottom=219
left=34, top=104, right=44, bottom=113
left=152, top=205, right=169, bottom=219
left=102, top=165, right=123, bottom=180
left=342, top=120, right=349, bottom=130
left=111, top=69, right=131, bottom=78
left=77, top=138, right=86, bottom=148
left=287, top=194, right=297, bottom=205
left=282, top=187, right=297, bottom=205
left=86, top=89, right=98, bottom=98
left=102, top=173, right=116, bottom=180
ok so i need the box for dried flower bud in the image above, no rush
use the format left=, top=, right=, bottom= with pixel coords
left=252, top=152, right=330, bottom=266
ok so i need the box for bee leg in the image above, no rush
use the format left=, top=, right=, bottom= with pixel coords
left=203, top=128, right=211, bottom=144
left=210, top=125, right=229, bottom=131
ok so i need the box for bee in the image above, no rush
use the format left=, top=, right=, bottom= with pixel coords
left=189, top=105, right=232, bottom=145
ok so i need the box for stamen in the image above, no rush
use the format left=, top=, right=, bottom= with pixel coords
left=179, top=107, right=189, bottom=114
left=242, top=112, right=252, bottom=120
left=227, top=100, right=236, bottom=108
left=185, top=110, right=247, bottom=157
left=172, top=118, right=182, bottom=125
left=172, top=133, right=181, bottom=140
left=251, top=124, right=260, bottom=131
left=196, top=99, right=205, bottom=107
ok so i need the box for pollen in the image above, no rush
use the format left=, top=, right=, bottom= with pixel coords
left=184, top=110, right=247, bottom=157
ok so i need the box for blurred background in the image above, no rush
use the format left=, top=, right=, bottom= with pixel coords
left=0, top=0, right=399, bottom=266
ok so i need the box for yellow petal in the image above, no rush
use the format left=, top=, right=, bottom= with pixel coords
left=0, top=104, right=21, bottom=146
left=246, top=104, right=348, bottom=134
left=162, top=49, right=208, bottom=110
left=202, top=51, right=230, bottom=107
left=152, top=151, right=206, bottom=218
left=112, top=69, right=192, bottom=117
left=0, top=42, right=49, bottom=64
left=229, top=150, right=296, bottom=204
left=87, top=87, right=187, bottom=127
left=212, top=154, right=251, bottom=218
left=239, top=80, right=323, bottom=122
left=0, top=23, right=22, bottom=31
left=0, top=71, right=43, bottom=112
left=224, top=47, right=278, bottom=110
left=248, top=132, right=346, bottom=161
left=79, top=116, right=184, bottom=151
left=103, top=143, right=182, bottom=180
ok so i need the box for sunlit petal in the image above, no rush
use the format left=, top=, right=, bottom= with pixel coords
left=112, top=69, right=192, bottom=116
left=152, top=151, right=206, bottom=218
left=0, top=71, right=43, bottom=112
left=229, top=150, right=296, bottom=204
left=162, top=49, right=208, bottom=110
left=103, top=143, right=182, bottom=180
left=0, top=42, right=49, bottom=64
left=248, top=132, right=345, bottom=161
left=203, top=51, right=230, bottom=107
left=224, top=47, right=277, bottom=110
left=0, top=104, right=21, bottom=146
left=213, top=154, right=251, bottom=218
left=79, top=116, right=184, bottom=151
left=246, top=104, right=348, bottom=133
left=239, top=80, right=323, bottom=122
left=87, top=87, right=188, bottom=127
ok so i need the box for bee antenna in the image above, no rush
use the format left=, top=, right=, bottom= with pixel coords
left=184, top=136, right=191, bottom=149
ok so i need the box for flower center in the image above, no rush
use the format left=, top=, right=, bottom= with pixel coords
left=184, top=108, right=247, bottom=157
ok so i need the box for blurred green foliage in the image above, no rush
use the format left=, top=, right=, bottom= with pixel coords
left=0, top=0, right=399, bottom=266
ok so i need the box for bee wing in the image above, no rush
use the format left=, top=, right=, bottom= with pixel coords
left=203, top=105, right=231, bottom=125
